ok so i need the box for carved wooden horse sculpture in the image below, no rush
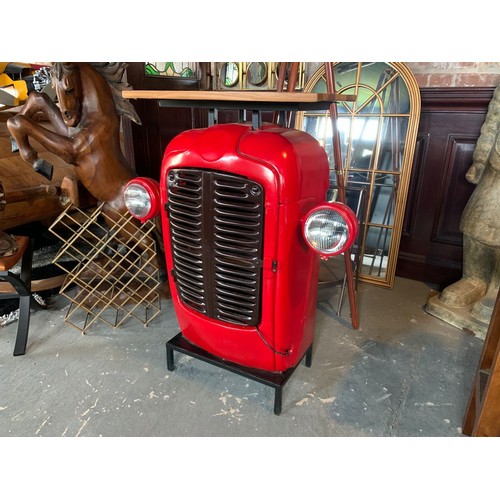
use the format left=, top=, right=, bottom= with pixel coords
left=7, top=63, right=163, bottom=275
left=7, top=62, right=139, bottom=214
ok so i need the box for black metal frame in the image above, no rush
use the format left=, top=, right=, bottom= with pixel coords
left=0, top=238, right=38, bottom=356
left=166, top=332, right=313, bottom=415
left=158, top=98, right=333, bottom=129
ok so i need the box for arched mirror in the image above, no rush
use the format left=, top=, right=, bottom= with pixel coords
left=296, top=62, right=420, bottom=287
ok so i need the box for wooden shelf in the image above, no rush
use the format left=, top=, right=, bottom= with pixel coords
left=122, top=90, right=356, bottom=113
left=123, top=90, right=355, bottom=103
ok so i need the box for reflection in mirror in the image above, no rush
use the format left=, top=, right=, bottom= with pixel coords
left=364, top=226, right=393, bottom=278
left=247, top=62, right=267, bottom=86
left=297, top=62, right=420, bottom=287
left=275, top=63, right=305, bottom=91
left=222, top=62, right=239, bottom=87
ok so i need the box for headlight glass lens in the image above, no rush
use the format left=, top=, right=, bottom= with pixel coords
left=304, top=208, right=349, bottom=254
left=124, top=183, right=152, bottom=219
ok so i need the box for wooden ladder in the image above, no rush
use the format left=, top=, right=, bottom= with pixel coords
left=462, top=288, right=500, bottom=436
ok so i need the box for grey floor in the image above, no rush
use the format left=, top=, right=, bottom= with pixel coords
left=0, top=276, right=483, bottom=437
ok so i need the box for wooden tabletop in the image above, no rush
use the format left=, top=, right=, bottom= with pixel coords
left=122, top=90, right=356, bottom=104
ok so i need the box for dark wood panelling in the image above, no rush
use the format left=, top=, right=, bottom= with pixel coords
left=402, top=133, right=429, bottom=239
left=125, top=63, right=210, bottom=179
left=432, top=136, right=477, bottom=246
left=124, top=62, right=276, bottom=179
left=396, top=87, right=494, bottom=287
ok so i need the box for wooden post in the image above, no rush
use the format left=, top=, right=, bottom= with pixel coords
left=462, top=288, right=500, bottom=436
left=324, top=62, right=359, bottom=329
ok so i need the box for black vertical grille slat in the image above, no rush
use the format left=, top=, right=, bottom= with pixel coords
left=167, top=169, right=264, bottom=326
left=167, top=170, right=205, bottom=314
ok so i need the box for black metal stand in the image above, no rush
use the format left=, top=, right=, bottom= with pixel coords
left=166, top=332, right=313, bottom=415
left=0, top=238, right=41, bottom=356
left=158, top=97, right=337, bottom=131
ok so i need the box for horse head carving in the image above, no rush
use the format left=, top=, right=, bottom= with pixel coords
left=50, top=62, right=141, bottom=130
left=50, top=63, right=84, bottom=128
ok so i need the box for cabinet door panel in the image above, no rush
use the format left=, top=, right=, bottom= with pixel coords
left=397, top=87, right=494, bottom=286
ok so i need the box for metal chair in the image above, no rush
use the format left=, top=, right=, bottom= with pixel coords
left=0, top=235, right=35, bottom=355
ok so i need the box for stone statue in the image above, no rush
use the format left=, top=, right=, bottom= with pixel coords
left=426, top=85, right=500, bottom=338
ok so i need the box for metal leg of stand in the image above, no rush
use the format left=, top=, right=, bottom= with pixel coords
left=274, top=387, right=283, bottom=416
left=13, top=292, right=31, bottom=356
left=208, top=108, right=218, bottom=126
left=251, top=110, right=261, bottom=130
left=1, top=271, right=32, bottom=357
left=305, top=343, right=313, bottom=368
left=1, top=237, right=34, bottom=356
left=274, top=342, right=311, bottom=413
left=165, top=333, right=314, bottom=415
left=166, top=344, right=175, bottom=371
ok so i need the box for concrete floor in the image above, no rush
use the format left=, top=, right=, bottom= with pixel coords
left=0, top=276, right=483, bottom=437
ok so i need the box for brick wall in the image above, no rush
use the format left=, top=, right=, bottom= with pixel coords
left=405, top=62, right=500, bottom=87
left=305, top=62, right=500, bottom=88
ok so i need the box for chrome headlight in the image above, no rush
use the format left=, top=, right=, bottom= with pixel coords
left=303, top=202, right=358, bottom=257
left=124, top=177, right=160, bottom=222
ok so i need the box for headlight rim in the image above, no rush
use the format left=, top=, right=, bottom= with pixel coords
left=302, top=202, right=359, bottom=257
left=124, top=177, right=161, bottom=222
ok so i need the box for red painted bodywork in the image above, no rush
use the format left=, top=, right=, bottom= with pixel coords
left=160, top=123, right=330, bottom=373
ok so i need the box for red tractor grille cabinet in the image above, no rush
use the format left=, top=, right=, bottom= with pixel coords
left=124, top=115, right=358, bottom=415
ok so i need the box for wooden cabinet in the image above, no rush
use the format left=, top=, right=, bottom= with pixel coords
left=397, top=87, right=494, bottom=287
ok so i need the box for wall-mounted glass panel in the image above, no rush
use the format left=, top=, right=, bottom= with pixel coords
left=347, top=170, right=372, bottom=187
left=362, top=226, right=393, bottom=280
left=334, top=63, right=358, bottom=90
left=145, top=62, right=200, bottom=79
left=382, top=76, right=411, bottom=114
left=370, top=173, right=398, bottom=227
left=376, top=116, right=409, bottom=172
left=347, top=116, right=380, bottom=170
